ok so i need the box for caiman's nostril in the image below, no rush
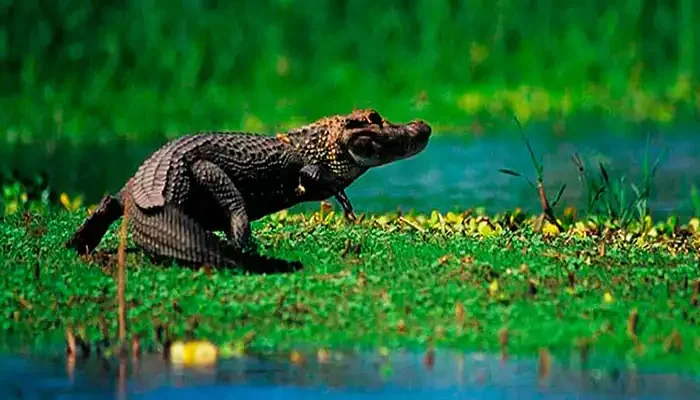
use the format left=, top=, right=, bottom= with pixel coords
left=410, top=120, right=432, bottom=139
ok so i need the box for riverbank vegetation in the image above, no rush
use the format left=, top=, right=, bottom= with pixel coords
left=2, top=0, right=699, bottom=144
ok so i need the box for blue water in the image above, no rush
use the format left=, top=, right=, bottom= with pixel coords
left=1, top=349, right=699, bottom=399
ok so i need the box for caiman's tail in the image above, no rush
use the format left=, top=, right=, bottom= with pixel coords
left=65, top=191, right=125, bottom=254
left=124, top=190, right=243, bottom=268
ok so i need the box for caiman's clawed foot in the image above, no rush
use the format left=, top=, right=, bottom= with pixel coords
left=335, top=190, right=357, bottom=223
left=299, top=164, right=356, bottom=222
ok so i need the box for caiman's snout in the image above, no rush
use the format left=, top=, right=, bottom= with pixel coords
left=404, top=119, right=431, bottom=155
left=343, top=111, right=432, bottom=167
left=407, top=120, right=432, bottom=142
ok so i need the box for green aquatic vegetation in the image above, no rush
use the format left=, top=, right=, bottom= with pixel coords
left=500, top=119, right=672, bottom=231
left=1, top=206, right=699, bottom=373
left=691, top=185, right=700, bottom=217
left=572, top=135, right=668, bottom=227
left=499, top=117, right=566, bottom=231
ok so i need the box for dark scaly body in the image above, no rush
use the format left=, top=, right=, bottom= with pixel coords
left=65, top=109, right=432, bottom=269
left=131, top=133, right=328, bottom=223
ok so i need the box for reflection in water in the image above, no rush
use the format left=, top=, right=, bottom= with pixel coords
left=3, top=133, right=700, bottom=218
left=0, top=349, right=699, bottom=399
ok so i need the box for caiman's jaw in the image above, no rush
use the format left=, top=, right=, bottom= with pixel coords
left=341, top=109, right=432, bottom=167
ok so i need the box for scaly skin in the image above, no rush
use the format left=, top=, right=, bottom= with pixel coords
left=65, top=109, right=432, bottom=270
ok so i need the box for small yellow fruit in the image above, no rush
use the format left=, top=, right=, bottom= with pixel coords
left=169, top=340, right=218, bottom=366
left=542, top=221, right=560, bottom=236
left=603, top=292, right=614, bottom=304
left=489, top=279, right=499, bottom=296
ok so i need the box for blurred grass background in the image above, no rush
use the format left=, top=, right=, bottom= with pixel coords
left=1, top=0, right=699, bottom=145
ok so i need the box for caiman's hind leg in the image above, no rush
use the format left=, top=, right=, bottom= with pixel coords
left=127, top=200, right=300, bottom=273
left=127, top=159, right=264, bottom=268
left=65, top=189, right=125, bottom=255
left=183, top=159, right=301, bottom=272
left=126, top=199, right=243, bottom=268
left=189, top=160, right=256, bottom=253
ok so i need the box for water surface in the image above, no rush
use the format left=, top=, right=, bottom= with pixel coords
left=1, top=349, right=699, bottom=399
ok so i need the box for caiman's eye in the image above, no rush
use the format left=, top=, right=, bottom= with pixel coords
left=366, top=111, right=382, bottom=125
left=347, top=133, right=385, bottom=166
left=345, top=118, right=367, bottom=129
left=350, top=135, right=382, bottom=157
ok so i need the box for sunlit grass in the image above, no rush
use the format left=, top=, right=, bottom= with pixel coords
left=2, top=203, right=700, bottom=372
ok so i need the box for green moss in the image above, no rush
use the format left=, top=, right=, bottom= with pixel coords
left=2, top=207, right=699, bottom=372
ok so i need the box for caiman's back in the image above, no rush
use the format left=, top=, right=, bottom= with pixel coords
left=129, top=132, right=307, bottom=220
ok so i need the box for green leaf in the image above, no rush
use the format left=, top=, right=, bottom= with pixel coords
left=498, top=168, right=522, bottom=177
left=599, top=162, right=610, bottom=186
left=551, top=183, right=567, bottom=208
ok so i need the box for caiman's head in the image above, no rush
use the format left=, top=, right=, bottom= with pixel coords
left=284, top=109, right=432, bottom=178
left=338, top=109, right=432, bottom=167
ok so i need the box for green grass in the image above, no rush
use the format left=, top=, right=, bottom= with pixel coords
left=2, top=207, right=700, bottom=372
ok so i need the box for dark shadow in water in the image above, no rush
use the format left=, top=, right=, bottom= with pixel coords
left=0, top=348, right=698, bottom=399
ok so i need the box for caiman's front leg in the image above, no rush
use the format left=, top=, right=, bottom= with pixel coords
left=298, top=165, right=357, bottom=222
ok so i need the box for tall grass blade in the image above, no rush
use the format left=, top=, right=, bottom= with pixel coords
left=691, top=185, right=700, bottom=217
left=499, top=168, right=536, bottom=190
left=551, top=184, right=567, bottom=208
left=513, top=116, right=543, bottom=178
left=599, top=162, right=611, bottom=186
left=598, top=162, right=619, bottom=220
left=591, top=185, right=606, bottom=206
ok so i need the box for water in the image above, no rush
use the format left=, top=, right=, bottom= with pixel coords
left=3, top=132, right=700, bottom=218
left=1, top=349, right=699, bottom=399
